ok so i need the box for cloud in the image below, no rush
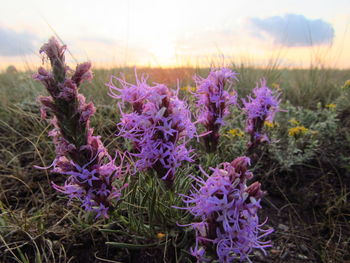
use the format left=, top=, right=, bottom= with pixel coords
left=0, top=26, right=38, bottom=56
left=247, top=14, right=335, bottom=47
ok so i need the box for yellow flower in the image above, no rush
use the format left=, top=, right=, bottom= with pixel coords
left=288, top=126, right=309, bottom=137
left=342, top=80, right=350, bottom=89
left=271, top=83, right=282, bottom=91
left=156, top=233, right=166, bottom=239
left=227, top=129, right=244, bottom=137
left=181, top=85, right=196, bottom=92
left=326, top=103, right=336, bottom=109
left=264, top=121, right=278, bottom=128
left=288, top=118, right=300, bottom=126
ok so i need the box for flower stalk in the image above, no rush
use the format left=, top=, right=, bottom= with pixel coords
left=108, top=72, right=196, bottom=186
left=194, top=68, right=238, bottom=152
left=34, top=37, right=127, bottom=218
left=242, top=79, right=280, bottom=156
left=177, top=156, right=273, bottom=262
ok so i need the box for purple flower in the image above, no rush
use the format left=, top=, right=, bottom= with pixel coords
left=52, top=155, right=128, bottom=219
left=108, top=71, right=196, bottom=185
left=194, top=68, right=238, bottom=152
left=108, top=72, right=150, bottom=113
left=177, top=156, right=273, bottom=262
left=72, top=62, right=93, bottom=86
left=34, top=37, right=127, bottom=218
left=242, top=79, right=280, bottom=152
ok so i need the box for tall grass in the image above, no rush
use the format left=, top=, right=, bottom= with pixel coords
left=1, top=66, right=349, bottom=108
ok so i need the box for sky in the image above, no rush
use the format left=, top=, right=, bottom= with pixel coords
left=0, top=0, right=350, bottom=70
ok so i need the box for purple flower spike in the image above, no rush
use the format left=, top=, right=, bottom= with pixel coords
left=72, top=62, right=93, bottom=86
left=34, top=37, right=127, bottom=218
left=242, top=79, right=280, bottom=153
left=194, top=68, right=238, bottom=152
left=108, top=71, right=196, bottom=185
left=177, top=156, right=273, bottom=262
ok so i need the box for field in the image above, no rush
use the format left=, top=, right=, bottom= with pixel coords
left=0, top=64, right=350, bottom=263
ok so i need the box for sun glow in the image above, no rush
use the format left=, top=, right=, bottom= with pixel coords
left=148, top=40, right=176, bottom=66
left=0, top=0, right=349, bottom=69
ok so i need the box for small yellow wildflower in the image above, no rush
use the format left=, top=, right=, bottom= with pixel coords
left=342, top=80, right=350, bottom=89
left=264, top=121, right=278, bottom=128
left=181, top=85, right=196, bottom=92
left=288, top=126, right=309, bottom=137
left=271, top=83, right=282, bottom=92
left=326, top=103, right=336, bottom=109
left=227, top=129, right=244, bottom=137
left=156, top=233, right=166, bottom=239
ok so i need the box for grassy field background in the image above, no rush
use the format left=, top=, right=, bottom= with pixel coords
left=0, top=65, right=350, bottom=262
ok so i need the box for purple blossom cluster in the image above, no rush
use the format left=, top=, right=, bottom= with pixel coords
left=34, top=37, right=127, bottom=218
left=178, top=157, right=273, bottom=262
left=194, top=68, right=238, bottom=152
left=108, top=72, right=196, bottom=184
left=242, top=79, right=280, bottom=152
left=33, top=36, right=275, bottom=258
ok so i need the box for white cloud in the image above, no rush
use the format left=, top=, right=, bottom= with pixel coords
left=247, top=14, right=335, bottom=47
left=0, top=26, right=38, bottom=56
